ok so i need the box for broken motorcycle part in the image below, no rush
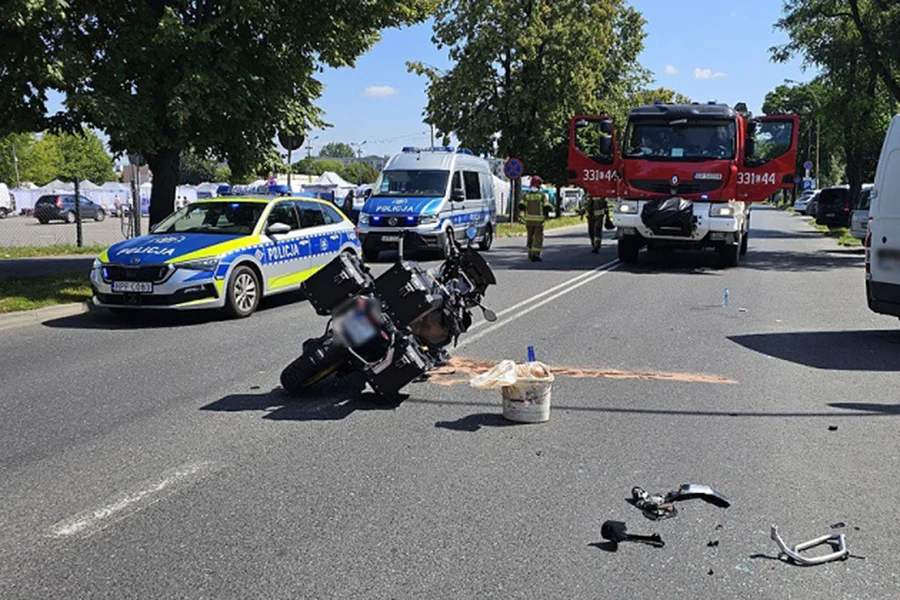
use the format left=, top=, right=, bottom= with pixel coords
left=665, top=484, right=731, bottom=508
left=770, top=525, right=849, bottom=566
left=631, top=487, right=678, bottom=520
left=601, top=521, right=665, bottom=548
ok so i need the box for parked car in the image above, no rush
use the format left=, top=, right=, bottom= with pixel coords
left=793, top=189, right=818, bottom=215
left=34, top=194, right=107, bottom=224
left=803, top=190, right=821, bottom=218
left=816, top=186, right=852, bottom=227
left=0, top=183, right=14, bottom=219
left=850, top=185, right=875, bottom=241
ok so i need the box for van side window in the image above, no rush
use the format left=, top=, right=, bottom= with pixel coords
left=478, top=172, right=494, bottom=202
left=463, top=171, right=481, bottom=200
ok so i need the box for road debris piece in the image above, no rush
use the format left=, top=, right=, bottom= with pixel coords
left=828, top=425, right=839, bottom=432
left=830, top=522, right=846, bottom=530
left=601, top=520, right=665, bottom=548
left=770, top=525, right=849, bottom=566
left=707, top=540, right=720, bottom=547
left=666, top=484, right=731, bottom=508
left=631, top=487, right=678, bottom=520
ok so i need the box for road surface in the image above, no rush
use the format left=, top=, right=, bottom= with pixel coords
left=0, top=207, right=897, bottom=598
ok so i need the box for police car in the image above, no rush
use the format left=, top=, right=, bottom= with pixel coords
left=91, top=197, right=360, bottom=318
left=357, top=147, right=497, bottom=260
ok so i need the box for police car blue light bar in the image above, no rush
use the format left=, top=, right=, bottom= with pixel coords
left=401, top=146, right=457, bottom=153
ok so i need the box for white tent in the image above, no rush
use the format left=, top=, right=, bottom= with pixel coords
left=303, top=171, right=356, bottom=200
left=101, top=181, right=129, bottom=191
left=492, top=175, right=511, bottom=216
left=79, top=180, right=101, bottom=190
left=42, top=179, right=73, bottom=191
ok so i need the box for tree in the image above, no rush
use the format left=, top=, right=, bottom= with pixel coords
left=179, top=151, right=219, bottom=185
left=0, top=129, right=114, bottom=185
left=341, top=161, right=380, bottom=184
left=410, top=0, right=650, bottom=190
left=2, top=1, right=435, bottom=226
left=320, top=142, right=357, bottom=159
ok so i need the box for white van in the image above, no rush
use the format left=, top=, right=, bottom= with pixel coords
left=357, top=147, right=497, bottom=260
left=0, top=183, right=13, bottom=219
left=866, top=115, right=900, bottom=318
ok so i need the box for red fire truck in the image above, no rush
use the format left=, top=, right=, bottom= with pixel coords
left=568, top=103, right=799, bottom=267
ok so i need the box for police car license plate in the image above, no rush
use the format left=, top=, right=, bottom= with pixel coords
left=382, top=235, right=401, bottom=243
left=112, top=281, right=153, bottom=293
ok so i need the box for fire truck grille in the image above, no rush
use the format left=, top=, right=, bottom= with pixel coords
left=631, top=179, right=722, bottom=195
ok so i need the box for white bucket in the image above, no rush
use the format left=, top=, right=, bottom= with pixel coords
left=501, top=378, right=553, bottom=423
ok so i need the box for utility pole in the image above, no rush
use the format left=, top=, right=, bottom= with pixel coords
left=11, top=143, right=21, bottom=188
left=430, top=124, right=435, bottom=147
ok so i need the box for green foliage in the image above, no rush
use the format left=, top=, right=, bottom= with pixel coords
left=341, top=162, right=380, bottom=184
left=411, top=1, right=674, bottom=186
left=1, top=1, right=435, bottom=222
left=179, top=151, right=220, bottom=185
left=771, top=0, right=897, bottom=196
left=0, top=130, right=114, bottom=185
left=320, top=142, right=357, bottom=159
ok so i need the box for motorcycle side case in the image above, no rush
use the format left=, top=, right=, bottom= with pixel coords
left=366, top=335, right=432, bottom=397
left=303, top=252, right=375, bottom=316
left=375, top=261, right=443, bottom=327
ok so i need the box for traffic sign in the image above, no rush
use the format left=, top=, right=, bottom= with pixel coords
left=504, top=157, right=524, bottom=180
left=802, top=178, right=814, bottom=190
left=803, top=160, right=813, bottom=170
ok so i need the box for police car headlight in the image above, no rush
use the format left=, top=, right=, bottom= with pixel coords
left=710, top=205, right=735, bottom=217
left=358, top=214, right=370, bottom=225
left=419, top=215, right=439, bottom=225
left=175, top=257, right=220, bottom=272
left=615, top=201, right=638, bottom=214
left=92, top=258, right=102, bottom=270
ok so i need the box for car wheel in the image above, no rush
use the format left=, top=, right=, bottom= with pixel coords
left=0, top=208, right=7, bottom=219
left=65, top=212, right=76, bottom=224
left=617, top=238, right=640, bottom=264
left=478, top=224, right=494, bottom=251
left=224, top=265, right=261, bottom=318
left=439, top=228, right=455, bottom=259
left=362, top=246, right=380, bottom=262
left=720, top=240, right=740, bottom=268
left=37, top=218, right=49, bottom=225
left=740, top=229, right=749, bottom=256
left=94, top=209, right=106, bottom=222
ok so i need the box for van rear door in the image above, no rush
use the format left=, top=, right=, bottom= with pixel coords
left=869, top=116, right=900, bottom=292
left=738, top=115, right=800, bottom=202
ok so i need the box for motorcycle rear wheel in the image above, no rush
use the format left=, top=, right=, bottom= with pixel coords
left=281, top=336, right=349, bottom=396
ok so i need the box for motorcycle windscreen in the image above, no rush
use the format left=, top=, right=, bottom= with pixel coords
left=737, top=115, right=800, bottom=203
left=568, top=116, right=619, bottom=197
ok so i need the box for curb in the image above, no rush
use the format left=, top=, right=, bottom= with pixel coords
left=0, top=301, right=93, bottom=332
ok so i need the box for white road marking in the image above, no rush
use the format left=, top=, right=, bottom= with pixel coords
left=48, top=461, right=214, bottom=539
left=466, top=259, right=620, bottom=332
left=455, top=260, right=621, bottom=350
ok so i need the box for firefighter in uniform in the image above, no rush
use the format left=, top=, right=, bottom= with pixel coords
left=520, top=176, right=552, bottom=262
left=586, top=196, right=613, bottom=253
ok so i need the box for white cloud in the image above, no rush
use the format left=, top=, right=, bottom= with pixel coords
left=663, top=64, right=678, bottom=75
left=364, top=85, right=399, bottom=98
left=694, top=68, right=727, bottom=80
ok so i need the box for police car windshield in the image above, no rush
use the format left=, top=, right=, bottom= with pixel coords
left=374, top=170, right=449, bottom=197
left=153, top=202, right=265, bottom=235
left=624, top=120, right=736, bottom=161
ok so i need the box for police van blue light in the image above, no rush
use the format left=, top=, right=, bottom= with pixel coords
left=357, top=147, right=497, bottom=260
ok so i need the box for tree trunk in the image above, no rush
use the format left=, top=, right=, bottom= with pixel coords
left=147, top=147, right=182, bottom=228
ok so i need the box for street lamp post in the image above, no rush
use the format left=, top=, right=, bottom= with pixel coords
left=786, top=79, right=822, bottom=188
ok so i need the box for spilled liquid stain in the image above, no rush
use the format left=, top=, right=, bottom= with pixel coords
left=428, top=358, right=737, bottom=387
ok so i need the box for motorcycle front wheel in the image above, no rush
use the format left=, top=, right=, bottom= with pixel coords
left=281, top=335, right=349, bottom=396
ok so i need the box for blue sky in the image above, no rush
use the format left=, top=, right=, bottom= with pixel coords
left=313, top=0, right=813, bottom=157
left=47, top=0, right=814, bottom=161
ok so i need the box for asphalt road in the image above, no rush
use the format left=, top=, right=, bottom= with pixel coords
left=0, top=213, right=150, bottom=247
left=1, top=207, right=898, bottom=599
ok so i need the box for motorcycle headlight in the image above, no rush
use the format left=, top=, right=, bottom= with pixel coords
left=420, top=215, right=439, bottom=225
left=359, top=214, right=370, bottom=225
left=615, top=200, right=638, bottom=214
left=710, top=205, right=735, bottom=217
left=175, top=257, right=220, bottom=272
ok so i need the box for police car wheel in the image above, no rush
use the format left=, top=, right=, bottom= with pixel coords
left=440, top=228, right=454, bottom=259
left=225, top=265, right=261, bottom=318
left=478, top=225, right=493, bottom=251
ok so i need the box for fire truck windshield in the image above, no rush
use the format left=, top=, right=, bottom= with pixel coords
left=623, top=120, right=736, bottom=161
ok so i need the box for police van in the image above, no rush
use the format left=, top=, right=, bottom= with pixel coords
left=357, top=147, right=497, bottom=260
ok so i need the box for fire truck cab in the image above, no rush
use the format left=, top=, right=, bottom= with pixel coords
left=568, top=103, right=799, bottom=267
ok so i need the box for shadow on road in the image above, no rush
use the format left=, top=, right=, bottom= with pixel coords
left=749, top=228, right=822, bottom=240
left=201, top=379, right=406, bottom=422
left=740, top=248, right=864, bottom=272
left=434, top=412, right=518, bottom=432
left=828, top=402, right=900, bottom=415
left=41, top=293, right=304, bottom=330
left=729, top=330, right=900, bottom=371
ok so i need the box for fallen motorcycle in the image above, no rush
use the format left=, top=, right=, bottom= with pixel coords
left=280, top=226, right=496, bottom=398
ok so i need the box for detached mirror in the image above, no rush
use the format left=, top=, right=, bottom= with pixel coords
left=482, top=308, right=497, bottom=322
left=267, top=222, right=291, bottom=235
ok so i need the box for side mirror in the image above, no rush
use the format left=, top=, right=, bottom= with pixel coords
left=267, top=222, right=291, bottom=235
left=451, top=188, right=465, bottom=202
left=599, top=136, right=613, bottom=156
